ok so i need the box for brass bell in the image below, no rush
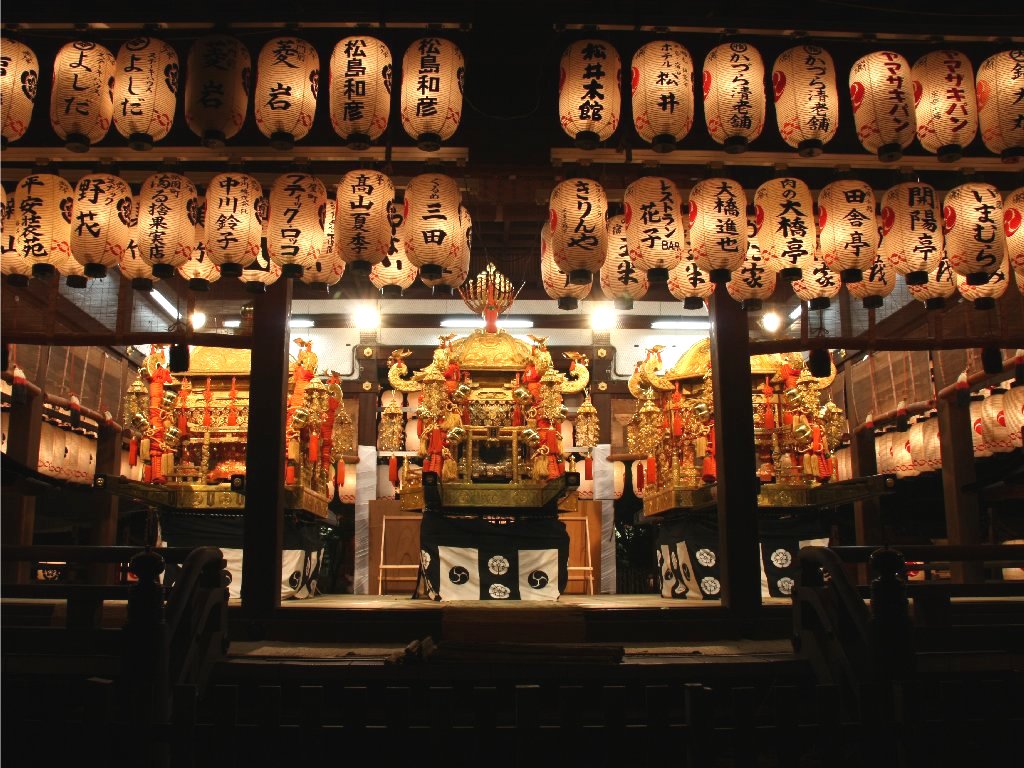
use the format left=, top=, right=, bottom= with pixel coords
left=792, top=423, right=812, bottom=443
left=513, top=387, right=533, bottom=406
left=164, top=426, right=181, bottom=449
left=558, top=404, right=570, bottom=419
left=520, top=428, right=541, bottom=446
left=692, top=401, right=710, bottom=420
left=291, top=407, right=309, bottom=429
left=451, top=383, right=471, bottom=404
left=446, top=426, right=466, bottom=445
left=161, top=390, right=178, bottom=409
left=131, top=411, right=150, bottom=431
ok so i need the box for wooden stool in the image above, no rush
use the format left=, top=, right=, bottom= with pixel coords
left=377, top=514, right=423, bottom=595
left=559, top=514, right=595, bottom=595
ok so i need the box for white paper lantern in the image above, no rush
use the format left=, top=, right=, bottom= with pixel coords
left=818, top=179, right=877, bottom=282
left=600, top=214, right=648, bottom=310
left=112, top=37, right=179, bottom=150
left=549, top=177, right=610, bottom=285
left=668, top=250, right=714, bottom=309
left=792, top=249, right=841, bottom=309
left=969, top=397, right=992, bottom=457
left=329, top=36, right=392, bottom=149
left=1003, top=187, right=1024, bottom=274
left=875, top=429, right=894, bottom=474
left=69, top=172, right=132, bottom=279
left=59, top=241, right=89, bottom=288
left=254, top=37, right=319, bottom=150
left=117, top=194, right=156, bottom=291
left=50, top=41, right=116, bottom=152
left=623, top=176, right=683, bottom=282
left=240, top=242, right=282, bottom=294
left=921, top=416, right=943, bottom=470
left=1, top=182, right=32, bottom=285
left=943, top=182, right=1004, bottom=285
left=980, top=390, right=1016, bottom=454
left=267, top=173, right=326, bottom=278
left=1, top=38, right=39, bottom=148
left=541, top=223, right=590, bottom=310
left=13, top=173, right=73, bottom=279
left=369, top=245, right=418, bottom=298
left=879, top=181, right=944, bottom=285
left=772, top=45, right=839, bottom=157
left=179, top=198, right=220, bottom=291
left=956, top=255, right=1009, bottom=309
left=702, top=42, right=766, bottom=153
left=1001, top=383, right=1024, bottom=448
left=907, top=419, right=928, bottom=474
left=400, top=37, right=463, bottom=151
left=184, top=35, right=251, bottom=148
left=727, top=215, right=776, bottom=310
left=754, top=177, right=816, bottom=280
left=335, top=169, right=395, bottom=274
left=912, top=50, right=977, bottom=162
left=891, top=428, right=917, bottom=478
left=976, top=50, right=1024, bottom=162
left=849, top=51, right=916, bottom=162
left=136, top=172, right=198, bottom=279
left=559, top=39, right=621, bottom=150
left=422, top=203, right=470, bottom=291
left=204, top=172, right=263, bottom=277
left=632, top=40, right=693, bottom=152
left=848, top=252, right=895, bottom=309
left=301, top=196, right=344, bottom=290
left=402, top=172, right=461, bottom=281
left=908, top=253, right=956, bottom=309
left=688, top=177, right=747, bottom=280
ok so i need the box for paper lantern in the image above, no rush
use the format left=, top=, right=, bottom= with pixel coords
left=792, top=249, right=841, bottom=309
left=848, top=252, right=895, bottom=309
left=943, top=182, right=1004, bottom=285
left=921, top=416, right=943, bottom=470
left=400, top=37, right=463, bottom=151
left=240, top=243, right=282, bottom=293
left=600, top=214, right=648, bottom=310
left=335, top=169, right=394, bottom=275
left=329, top=36, right=392, bottom=149
left=956, top=255, right=1009, bottom=309
left=136, top=172, right=198, bottom=279
left=549, top=178, right=610, bottom=285
left=907, top=419, right=928, bottom=474
left=69, top=172, right=132, bottom=279
left=874, top=429, right=894, bottom=474
left=879, top=181, right=944, bottom=285
left=1004, top=187, right=1024, bottom=273
left=891, top=429, right=916, bottom=478
left=58, top=243, right=88, bottom=288
left=908, top=254, right=956, bottom=309
left=118, top=203, right=158, bottom=292
left=301, top=195, right=344, bottom=290
left=112, top=37, right=179, bottom=150
left=911, top=50, right=977, bottom=162
left=702, top=42, right=766, bottom=153
left=13, top=173, right=73, bottom=279
left=754, top=177, right=816, bottom=280
left=849, top=51, right=916, bottom=162
left=541, top=223, right=590, bottom=310
left=179, top=198, right=220, bottom=291
left=204, top=172, right=263, bottom=277
left=668, top=251, right=714, bottom=310
left=980, top=390, right=1016, bottom=454
left=369, top=247, right=418, bottom=298
left=631, top=40, right=693, bottom=152
left=622, top=176, right=682, bottom=282
left=559, top=39, right=621, bottom=150
left=254, top=37, right=319, bottom=150
left=969, top=397, right=992, bottom=458
left=1002, top=383, right=1024, bottom=448
left=818, top=180, right=877, bottom=282
left=184, top=35, right=251, bottom=148
left=1, top=182, right=32, bottom=286
left=976, top=50, right=1024, bottom=161
left=772, top=45, right=839, bottom=157
left=267, top=173, right=326, bottom=279
left=726, top=215, right=776, bottom=310
left=402, top=173, right=461, bottom=281
left=1, top=38, right=39, bottom=148
left=422, top=204, right=470, bottom=291
left=50, top=41, right=116, bottom=152
left=688, top=177, right=747, bottom=281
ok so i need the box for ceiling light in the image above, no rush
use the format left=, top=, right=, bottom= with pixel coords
left=760, top=311, right=782, bottom=333
left=789, top=305, right=803, bottom=320
left=650, top=319, right=711, bottom=331
left=151, top=289, right=181, bottom=320
left=439, top=317, right=534, bottom=329
left=351, top=304, right=380, bottom=330
left=190, top=311, right=207, bottom=330
left=590, top=305, right=617, bottom=331
left=288, top=318, right=315, bottom=329
left=222, top=319, right=241, bottom=329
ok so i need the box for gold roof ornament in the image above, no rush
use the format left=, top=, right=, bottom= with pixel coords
left=457, top=262, right=523, bottom=333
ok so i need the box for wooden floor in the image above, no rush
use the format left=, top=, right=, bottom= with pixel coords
left=271, top=593, right=794, bottom=609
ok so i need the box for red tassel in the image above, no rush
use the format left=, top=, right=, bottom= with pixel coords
left=143, top=464, right=153, bottom=483
left=335, top=460, right=345, bottom=487
left=128, top=436, right=138, bottom=467
left=584, top=455, right=593, bottom=480
left=647, top=455, right=657, bottom=486
left=228, top=407, right=238, bottom=427
left=416, top=418, right=424, bottom=437
left=389, top=455, right=399, bottom=484
left=812, top=425, right=822, bottom=453
left=309, top=432, right=320, bottom=462
left=636, top=462, right=645, bottom=492
left=818, top=455, right=833, bottom=480
left=701, top=455, right=717, bottom=483
left=285, top=465, right=296, bottom=485
left=203, top=407, right=212, bottom=427
left=178, top=410, right=187, bottom=434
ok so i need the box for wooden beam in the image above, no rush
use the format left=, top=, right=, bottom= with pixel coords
left=749, top=335, right=1024, bottom=354
left=0, top=331, right=254, bottom=349
left=936, top=396, right=984, bottom=583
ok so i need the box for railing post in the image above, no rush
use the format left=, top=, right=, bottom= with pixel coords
left=2, top=378, right=43, bottom=584
left=868, top=547, right=915, bottom=681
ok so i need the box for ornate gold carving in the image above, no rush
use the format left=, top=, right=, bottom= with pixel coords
left=387, top=349, right=422, bottom=393
left=186, top=347, right=253, bottom=375
left=449, top=329, right=533, bottom=371
left=362, top=381, right=373, bottom=392
left=560, top=351, right=590, bottom=394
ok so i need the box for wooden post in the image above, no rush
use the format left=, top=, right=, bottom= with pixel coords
left=709, top=282, right=760, bottom=621
left=850, top=428, right=880, bottom=584
left=241, top=278, right=292, bottom=618
left=936, top=396, right=983, bottom=583
left=2, top=381, right=43, bottom=583
left=356, top=332, right=380, bottom=447
left=90, top=423, right=122, bottom=585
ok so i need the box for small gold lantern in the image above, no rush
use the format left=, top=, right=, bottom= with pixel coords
left=378, top=397, right=405, bottom=453
left=574, top=391, right=600, bottom=449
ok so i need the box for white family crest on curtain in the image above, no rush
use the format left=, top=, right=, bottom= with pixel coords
left=560, top=39, right=621, bottom=150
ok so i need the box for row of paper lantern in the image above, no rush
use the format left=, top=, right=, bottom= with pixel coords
left=0, top=34, right=461, bottom=152
left=541, top=176, right=1024, bottom=312
left=0, top=169, right=472, bottom=294
left=3, top=34, right=1022, bottom=162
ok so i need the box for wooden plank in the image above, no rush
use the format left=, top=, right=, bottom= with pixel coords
left=936, top=396, right=984, bottom=583
left=1, top=492, right=36, bottom=584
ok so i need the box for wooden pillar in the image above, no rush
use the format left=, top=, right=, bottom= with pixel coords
left=241, top=278, right=292, bottom=618
left=90, top=424, right=122, bottom=585
left=591, top=332, right=613, bottom=441
left=708, top=282, right=760, bottom=620
left=936, top=396, right=983, bottom=583
left=2, top=383, right=43, bottom=583
left=357, top=332, right=380, bottom=447
left=850, top=428, right=879, bottom=584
